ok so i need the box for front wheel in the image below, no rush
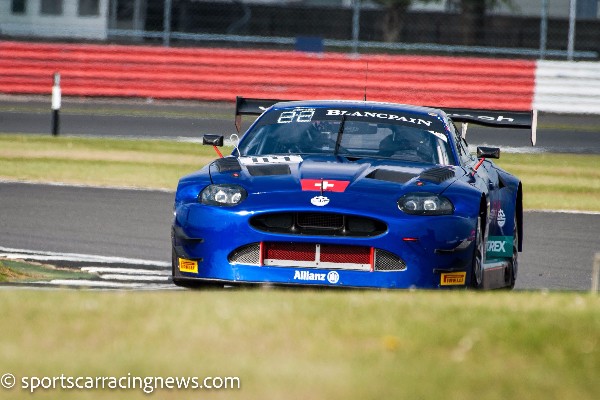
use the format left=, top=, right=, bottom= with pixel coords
left=506, top=217, right=519, bottom=289
left=470, top=217, right=484, bottom=289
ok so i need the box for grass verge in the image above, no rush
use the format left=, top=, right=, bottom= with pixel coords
left=495, top=153, right=600, bottom=210
left=0, top=258, right=93, bottom=283
left=0, top=289, right=598, bottom=400
left=1, top=134, right=599, bottom=210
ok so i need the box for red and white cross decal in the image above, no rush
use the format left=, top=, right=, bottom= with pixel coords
left=300, top=179, right=350, bottom=192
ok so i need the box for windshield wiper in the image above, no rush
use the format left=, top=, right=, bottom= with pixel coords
left=334, top=114, right=346, bottom=156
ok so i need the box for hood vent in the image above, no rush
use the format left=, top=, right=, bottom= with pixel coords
left=366, top=169, right=417, bottom=184
left=419, top=167, right=455, bottom=184
left=247, top=164, right=291, bottom=176
left=213, top=157, right=241, bottom=173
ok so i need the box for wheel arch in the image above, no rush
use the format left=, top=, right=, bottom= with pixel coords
left=516, top=181, right=523, bottom=252
left=479, top=194, right=488, bottom=237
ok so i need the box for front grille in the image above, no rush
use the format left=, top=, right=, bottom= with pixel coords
left=320, top=244, right=370, bottom=264
left=250, top=212, right=387, bottom=237
left=264, top=242, right=315, bottom=262
left=227, top=242, right=407, bottom=272
left=262, top=242, right=371, bottom=270
left=297, top=213, right=344, bottom=230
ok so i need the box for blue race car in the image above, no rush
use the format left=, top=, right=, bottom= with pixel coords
left=172, top=97, right=537, bottom=289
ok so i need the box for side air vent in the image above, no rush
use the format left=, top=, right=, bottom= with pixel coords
left=228, top=243, right=261, bottom=265
left=213, top=157, right=241, bottom=173
left=366, top=169, right=417, bottom=184
left=374, top=249, right=407, bottom=271
left=419, top=167, right=455, bottom=184
left=247, top=164, right=291, bottom=176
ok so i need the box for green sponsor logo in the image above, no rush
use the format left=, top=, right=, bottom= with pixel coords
left=486, top=236, right=513, bottom=258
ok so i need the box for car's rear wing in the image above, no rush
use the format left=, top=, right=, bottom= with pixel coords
left=444, top=108, right=538, bottom=146
left=235, top=97, right=285, bottom=132
left=234, top=96, right=538, bottom=146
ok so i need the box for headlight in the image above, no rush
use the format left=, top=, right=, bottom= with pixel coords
left=200, top=184, right=247, bottom=206
left=398, top=192, right=454, bottom=215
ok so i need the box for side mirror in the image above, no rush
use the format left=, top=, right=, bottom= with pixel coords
left=203, top=134, right=224, bottom=146
left=476, top=146, right=500, bottom=159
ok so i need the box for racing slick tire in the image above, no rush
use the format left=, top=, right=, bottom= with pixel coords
left=506, top=216, right=519, bottom=289
left=470, top=217, right=484, bottom=289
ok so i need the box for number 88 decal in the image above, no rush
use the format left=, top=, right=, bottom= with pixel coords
left=277, top=108, right=315, bottom=123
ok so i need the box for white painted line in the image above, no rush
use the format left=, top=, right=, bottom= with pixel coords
left=81, top=267, right=170, bottom=275
left=526, top=209, right=600, bottom=215
left=37, top=280, right=149, bottom=288
left=99, top=274, right=170, bottom=282
left=35, top=279, right=176, bottom=289
left=0, top=179, right=174, bottom=193
left=0, top=246, right=170, bottom=267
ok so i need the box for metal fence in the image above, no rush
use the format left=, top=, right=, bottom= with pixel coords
left=107, top=0, right=599, bottom=59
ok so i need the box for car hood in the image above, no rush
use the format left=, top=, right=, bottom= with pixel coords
left=208, top=154, right=464, bottom=195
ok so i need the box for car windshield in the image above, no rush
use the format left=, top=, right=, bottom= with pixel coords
left=238, top=108, right=455, bottom=165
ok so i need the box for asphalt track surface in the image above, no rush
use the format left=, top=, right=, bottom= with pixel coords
left=1, top=96, right=599, bottom=291
left=1, top=182, right=599, bottom=291
left=2, top=95, right=600, bottom=154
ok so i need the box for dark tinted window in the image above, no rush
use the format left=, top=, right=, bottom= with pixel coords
left=41, top=0, right=63, bottom=15
left=79, top=0, right=99, bottom=16
left=12, top=0, right=26, bottom=14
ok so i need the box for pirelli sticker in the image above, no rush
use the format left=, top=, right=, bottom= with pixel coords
left=178, top=258, right=198, bottom=274
left=440, top=272, right=466, bottom=286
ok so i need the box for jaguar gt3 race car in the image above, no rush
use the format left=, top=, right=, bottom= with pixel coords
left=172, top=97, right=537, bottom=289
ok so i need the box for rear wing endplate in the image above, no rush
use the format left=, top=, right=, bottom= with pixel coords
left=234, top=96, right=538, bottom=146
left=235, top=97, right=288, bottom=132
left=444, top=108, right=538, bottom=146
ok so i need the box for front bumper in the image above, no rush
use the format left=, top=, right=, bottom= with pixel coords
left=172, top=201, right=478, bottom=289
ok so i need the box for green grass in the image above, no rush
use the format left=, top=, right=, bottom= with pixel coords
left=0, top=259, right=93, bottom=283
left=495, top=153, right=600, bottom=210
left=0, top=134, right=228, bottom=190
left=0, top=289, right=598, bottom=400
left=1, top=134, right=599, bottom=210
left=1, top=135, right=599, bottom=399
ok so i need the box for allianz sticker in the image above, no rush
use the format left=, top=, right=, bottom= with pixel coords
left=497, top=209, right=506, bottom=228
left=327, top=271, right=340, bottom=284
left=293, top=270, right=340, bottom=284
left=294, top=270, right=326, bottom=281
left=238, top=155, right=303, bottom=165
left=311, top=195, right=330, bottom=206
